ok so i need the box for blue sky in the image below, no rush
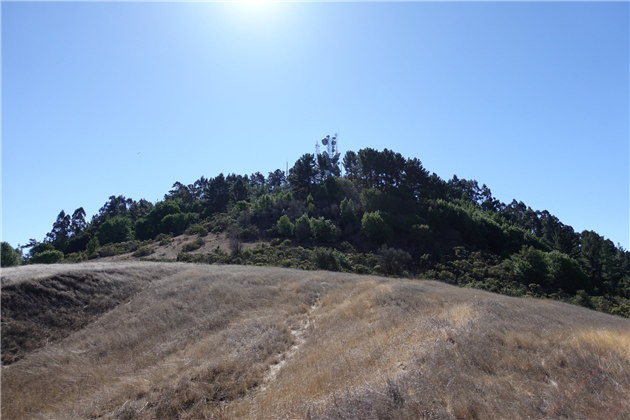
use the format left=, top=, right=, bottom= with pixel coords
left=2, top=2, right=628, bottom=250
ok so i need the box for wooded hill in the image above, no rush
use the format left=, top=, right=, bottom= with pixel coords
left=5, top=144, right=630, bottom=317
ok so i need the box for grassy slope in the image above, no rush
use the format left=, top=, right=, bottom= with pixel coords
left=2, top=262, right=629, bottom=420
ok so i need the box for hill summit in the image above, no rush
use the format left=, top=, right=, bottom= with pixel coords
left=5, top=145, right=629, bottom=317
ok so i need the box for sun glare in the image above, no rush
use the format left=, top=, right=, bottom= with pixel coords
left=230, top=0, right=282, bottom=20
left=243, top=0, right=273, bottom=5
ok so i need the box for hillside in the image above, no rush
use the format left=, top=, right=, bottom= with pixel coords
left=2, top=262, right=629, bottom=419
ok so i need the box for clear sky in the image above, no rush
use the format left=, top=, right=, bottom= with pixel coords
left=2, top=2, right=628, bottom=250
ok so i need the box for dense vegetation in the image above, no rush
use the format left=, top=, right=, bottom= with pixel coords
left=8, top=141, right=630, bottom=316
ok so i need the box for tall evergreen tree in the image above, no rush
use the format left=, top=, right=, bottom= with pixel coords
left=46, top=210, right=71, bottom=252
left=267, top=169, right=286, bottom=193
left=205, top=174, right=230, bottom=213
left=288, top=154, right=317, bottom=199
left=70, top=207, right=87, bottom=236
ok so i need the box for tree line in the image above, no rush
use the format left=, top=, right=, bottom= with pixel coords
left=3, top=144, right=629, bottom=316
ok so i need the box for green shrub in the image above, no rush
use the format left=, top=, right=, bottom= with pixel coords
left=133, top=246, right=154, bottom=257
left=1, top=242, right=21, bottom=267
left=310, top=217, right=337, bottom=243
left=355, top=264, right=372, bottom=274
left=66, top=232, right=91, bottom=254
left=160, top=212, right=198, bottom=236
left=98, top=216, right=132, bottom=244
left=156, top=233, right=173, bottom=246
left=313, top=248, right=342, bottom=271
left=340, top=198, right=359, bottom=229
left=505, top=246, right=549, bottom=286
left=361, top=211, right=392, bottom=244
left=573, top=290, right=594, bottom=309
left=208, top=213, right=238, bottom=234
left=316, top=248, right=354, bottom=272
left=294, top=214, right=312, bottom=243
left=29, top=242, right=55, bottom=257
left=85, top=236, right=101, bottom=256
left=124, top=240, right=142, bottom=253
left=377, top=245, right=411, bottom=276
left=438, top=270, right=457, bottom=284
left=234, top=200, right=250, bottom=212
left=182, top=238, right=205, bottom=252
left=277, top=215, right=295, bottom=237
left=238, top=225, right=260, bottom=241
left=30, top=250, right=64, bottom=264
left=185, top=224, right=208, bottom=237
left=545, top=251, right=591, bottom=294
left=98, top=245, right=125, bottom=257
left=64, top=252, right=87, bottom=263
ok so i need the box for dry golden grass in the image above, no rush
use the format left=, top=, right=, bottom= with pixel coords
left=2, top=262, right=629, bottom=419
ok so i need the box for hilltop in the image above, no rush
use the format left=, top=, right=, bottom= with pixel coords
left=4, top=145, right=629, bottom=317
left=2, top=262, right=629, bottom=419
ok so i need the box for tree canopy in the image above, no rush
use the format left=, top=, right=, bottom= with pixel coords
left=21, top=142, right=630, bottom=317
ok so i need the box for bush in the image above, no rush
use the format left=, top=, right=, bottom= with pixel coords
left=361, top=211, right=392, bottom=244
left=312, top=247, right=353, bottom=272
left=277, top=215, right=295, bottom=237
left=182, top=238, right=205, bottom=252
left=64, top=252, right=87, bottom=263
left=207, top=213, right=238, bottom=234
left=546, top=251, right=591, bottom=294
left=239, top=225, right=260, bottom=241
left=133, top=246, right=154, bottom=257
left=270, top=238, right=283, bottom=246
left=86, top=237, right=100, bottom=255
left=313, top=248, right=341, bottom=271
left=573, top=290, right=594, bottom=309
left=66, top=232, right=91, bottom=254
left=160, top=212, right=198, bottom=236
left=98, top=245, right=125, bottom=257
left=234, top=200, right=250, bottom=212
left=506, top=246, right=549, bottom=286
left=30, top=250, right=64, bottom=264
left=98, top=216, right=132, bottom=244
left=340, top=198, right=359, bottom=228
left=1, top=242, right=21, bottom=267
left=155, top=233, right=173, bottom=246
left=377, top=245, right=411, bottom=276
left=355, top=264, right=372, bottom=274
left=185, top=224, right=208, bottom=237
left=29, top=242, right=55, bottom=258
left=310, top=217, right=337, bottom=243
left=294, top=214, right=312, bottom=243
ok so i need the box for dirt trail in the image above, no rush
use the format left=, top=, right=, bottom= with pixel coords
left=259, top=297, right=320, bottom=392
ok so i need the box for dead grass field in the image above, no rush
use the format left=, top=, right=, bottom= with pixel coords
left=2, top=262, right=629, bottom=419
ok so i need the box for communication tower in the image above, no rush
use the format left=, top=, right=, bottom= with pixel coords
left=317, top=133, right=341, bottom=177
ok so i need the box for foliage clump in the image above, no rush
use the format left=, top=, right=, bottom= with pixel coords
left=1, top=242, right=21, bottom=267
left=30, top=250, right=64, bottom=264
left=133, top=246, right=154, bottom=257
left=182, top=238, right=205, bottom=253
